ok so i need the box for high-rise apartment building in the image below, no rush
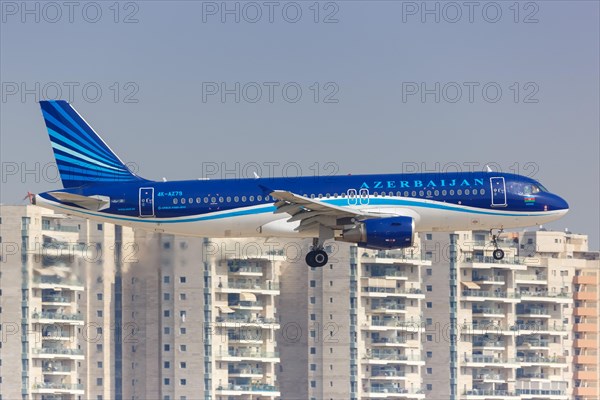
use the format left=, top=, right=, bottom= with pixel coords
left=1, top=205, right=598, bottom=400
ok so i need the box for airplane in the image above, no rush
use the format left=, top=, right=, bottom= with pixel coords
left=33, top=100, right=569, bottom=267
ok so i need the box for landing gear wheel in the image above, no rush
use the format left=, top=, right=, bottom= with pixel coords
left=493, top=248, right=505, bottom=260
left=305, top=250, right=328, bottom=268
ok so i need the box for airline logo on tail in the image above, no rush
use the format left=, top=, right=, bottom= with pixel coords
left=40, top=100, right=142, bottom=188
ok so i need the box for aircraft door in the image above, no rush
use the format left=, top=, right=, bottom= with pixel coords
left=490, top=177, right=507, bottom=207
left=139, top=187, right=155, bottom=217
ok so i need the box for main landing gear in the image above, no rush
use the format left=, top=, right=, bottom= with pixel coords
left=490, top=228, right=505, bottom=260
left=305, top=228, right=333, bottom=268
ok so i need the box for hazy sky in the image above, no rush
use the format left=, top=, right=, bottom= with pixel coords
left=1, top=1, right=598, bottom=248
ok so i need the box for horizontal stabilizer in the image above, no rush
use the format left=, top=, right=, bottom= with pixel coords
left=49, top=192, right=110, bottom=211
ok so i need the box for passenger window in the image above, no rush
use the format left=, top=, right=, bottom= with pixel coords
left=457, top=190, right=462, bottom=195
left=234, top=196, right=239, bottom=202
left=211, top=197, right=216, bottom=203
left=449, top=190, right=455, bottom=196
left=442, top=190, right=447, bottom=196
left=181, top=198, right=186, bottom=204
left=249, top=196, right=254, bottom=201
left=241, top=196, right=247, bottom=202
left=419, top=191, right=424, bottom=197
left=196, top=197, right=201, bottom=204
left=188, top=198, right=193, bottom=204
left=434, top=190, right=439, bottom=196
left=204, top=197, right=208, bottom=203
left=173, top=198, right=178, bottom=204
left=226, top=196, right=231, bottom=202
left=257, top=195, right=262, bottom=201
left=411, top=191, right=416, bottom=197
left=465, top=189, right=470, bottom=195
left=404, top=191, right=409, bottom=197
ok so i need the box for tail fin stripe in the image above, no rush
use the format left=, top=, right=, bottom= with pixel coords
left=47, top=127, right=124, bottom=169
left=42, top=108, right=116, bottom=161
left=49, top=101, right=121, bottom=160
left=52, top=143, right=130, bottom=172
left=53, top=154, right=134, bottom=178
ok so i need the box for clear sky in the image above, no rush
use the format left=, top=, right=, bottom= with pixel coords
left=1, top=1, right=598, bottom=248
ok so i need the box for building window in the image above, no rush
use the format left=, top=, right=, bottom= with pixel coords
left=427, top=335, right=433, bottom=342
left=97, top=361, right=103, bottom=368
left=97, top=378, right=103, bottom=386
left=164, top=361, right=170, bottom=368
left=310, top=297, right=316, bottom=304
left=180, top=276, right=187, bottom=283
left=426, top=367, right=432, bottom=374
left=426, top=268, right=432, bottom=276
left=164, top=276, right=170, bottom=283
left=164, top=310, right=170, bottom=317
left=180, top=362, right=187, bottom=369
left=426, top=302, right=432, bottom=309
left=97, top=293, right=103, bottom=300
left=164, top=293, right=170, bottom=301
left=180, top=327, right=186, bottom=335
left=180, top=293, right=187, bottom=300
left=426, top=351, right=432, bottom=358
left=310, top=347, right=316, bottom=355
left=426, top=285, right=432, bottom=292
left=164, top=344, right=170, bottom=351
left=180, top=379, right=187, bottom=386
left=426, top=234, right=432, bottom=240
left=310, top=313, right=316, bottom=321
left=180, top=345, right=187, bottom=352
left=97, top=310, right=103, bottom=317
left=310, top=364, right=316, bottom=371
left=426, top=318, right=433, bottom=326
left=164, top=378, right=170, bottom=385
left=426, top=384, right=433, bottom=390
left=310, top=280, right=316, bottom=288
left=164, top=327, right=170, bottom=334
left=97, top=223, right=103, bottom=231
left=310, top=381, right=316, bottom=388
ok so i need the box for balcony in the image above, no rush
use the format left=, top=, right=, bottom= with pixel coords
left=472, top=275, right=506, bottom=285
left=472, top=340, right=505, bottom=350
left=371, top=303, right=407, bottom=314
left=32, top=348, right=84, bottom=360
left=362, top=286, right=425, bottom=299
left=573, top=386, right=598, bottom=397
left=363, top=352, right=424, bottom=366
left=515, top=388, right=567, bottom=398
left=227, top=333, right=264, bottom=344
left=215, top=383, right=280, bottom=397
left=472, top=307, right=505, bottom=317
left=216, top=281, right=279, bottom=294
left=31, top=382, right=84, bottom=395
left=574, top=369, right=598, bottom=380
left=574, top=306, right=598, bottom=317
left=519, top=291, right=572, bottom=304
left=215, top=350, right=279, bottom=362
left=216, top=315, right=280, bottom=330
left=574, top=291, right=597, bottom=301
left=574, top=354, right=598, bottom=364
left=465, top=256, right=527, bottom=270
left=515, top=273, right=548, bottom=284
left=462, top=389, right=519, bottom=399
left=371, top=337, right=410, bottom=347
left=461, top=290, right=519, bottom=302
left=41, top=295, right=72, bottom=304
left=364, top=386, right=425, bottom=399
left=575, top=323, right=598, bottom=333
left=472, top=373, right=505, bottom=383
left=32, top=312, right=84, bottom=325
left=517, top=356, right=568, bottom=366
left=516, top=338, right=549, bottom=349
left=516, top=307, right=551, bottom=318
left=574, top=273, right=597, bottom=285
left=371, top=368, right=406, bottom=379
left=574, top=338, right=598, bottom=348
left=227, top=261, right=264, bottom=276
left=364, top=319, right=424, bottom=333
left=32, top=276, right=84, bottom=291
left=227, top=367, right=263, bottom=378
left=462, top=356, right=518, bottom=368
left=42, top=364, right=72, bottom=375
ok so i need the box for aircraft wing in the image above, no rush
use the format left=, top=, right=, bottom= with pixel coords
left=269, top=190, right=383, bottom=232
left=49, top=192, right=110, bottom=211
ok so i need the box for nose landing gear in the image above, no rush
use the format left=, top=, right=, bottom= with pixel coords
left=490, top=228, right=505, bottom=260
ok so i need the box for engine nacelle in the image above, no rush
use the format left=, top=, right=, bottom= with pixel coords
left=340, top=216, right=415, bottom=250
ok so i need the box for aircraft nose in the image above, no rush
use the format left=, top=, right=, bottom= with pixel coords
left=551, top=194, right=569, bottom=212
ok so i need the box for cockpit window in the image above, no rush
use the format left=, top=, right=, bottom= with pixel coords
left=531, top=184, right=541, bottom=194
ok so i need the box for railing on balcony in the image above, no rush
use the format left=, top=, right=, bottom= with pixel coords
left=32, top=348, right=84, bottom=356
left=463, top=389, right=516, bottom=396
left=216, top=383, right=278, bottom=392
left=33, top=276, right=83, bottom=287
left=372, top=369, right=406, bottom=377
left=216, top=315, right=278, bottom=324
left=372, top=337, right=408, bottom=345
left=473, top=373, right=503, bottom=380
left=42, top=225, right=79, bottom=233
left=42, top=364, right=72, bottom=373
left=515, top=389, right=566, bottom=396
left=32, top=383, right=83, bottom=391
left=42, top=295, right=71, bottom=303
left=367, top=386, right=424, bottom=394
left=472, top=275, right=506, bottom=282
left=515, top=273, right=548, bottom=281
left=371, top=303, right=406, bottom=311
left=364, top=351, right=422, bottom=361
left=472, top=307, right=504, bottom=315
left=32, top=312, right=83, bottom=321
left=462, top=290, right=516, bottom=299
left=228, top=367, right=264, bottom=375
left=219, top=281, right=279, bottom=290
left=216, top=350, right=279, bottom=358
left=363, top=287, right=423, bottom=295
